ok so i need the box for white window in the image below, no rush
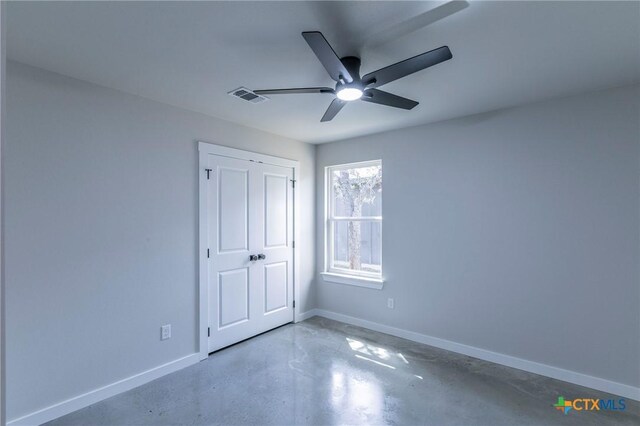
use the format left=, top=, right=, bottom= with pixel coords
left=323, top=160, right=383, bottom=288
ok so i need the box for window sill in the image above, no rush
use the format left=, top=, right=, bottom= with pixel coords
left=320, top=272, right=384, bottom=290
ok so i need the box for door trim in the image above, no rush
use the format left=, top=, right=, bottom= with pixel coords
left=198, top=141, right=300, bottom=360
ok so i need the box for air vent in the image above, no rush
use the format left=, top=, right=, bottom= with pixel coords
left=228, top=87, right=269, bottom=104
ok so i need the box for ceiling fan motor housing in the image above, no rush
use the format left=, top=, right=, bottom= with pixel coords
left=337, top=56, right=363, bottom=92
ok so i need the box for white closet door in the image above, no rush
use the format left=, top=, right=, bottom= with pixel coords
left=207, top=154, right=293, bottom=353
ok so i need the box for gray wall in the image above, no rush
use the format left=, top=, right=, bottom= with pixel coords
left=4, top=61, right=315, bottom=420
left=316, top=84, right=640, bottom=388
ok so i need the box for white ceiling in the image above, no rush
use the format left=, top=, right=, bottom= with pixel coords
left=7, top=1, right=640, bottom=144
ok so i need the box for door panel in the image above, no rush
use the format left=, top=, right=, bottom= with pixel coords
left=218, top=168, right=249, bottom=253
left=207, top=154, right=294, bottom=353
left=264, top=262, right=288, bottom=314
left=264, top=173, right=288, bottom=248
left=218, top=268, right=249, bottom=327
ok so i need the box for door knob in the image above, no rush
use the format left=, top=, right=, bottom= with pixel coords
left=249, top=254, right=258, bottom=262
left=258, top=254, right=266, bottom=260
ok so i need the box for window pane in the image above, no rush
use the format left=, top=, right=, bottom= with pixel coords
left=332, top=221, right=381, bottom=274
left=331, top=164, right=382, bottom=217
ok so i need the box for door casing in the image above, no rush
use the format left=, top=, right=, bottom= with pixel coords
left=198, top=141, right=301, bottom=360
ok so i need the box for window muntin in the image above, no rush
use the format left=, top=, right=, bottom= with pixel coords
left=327, top=161, right=382, bottom=278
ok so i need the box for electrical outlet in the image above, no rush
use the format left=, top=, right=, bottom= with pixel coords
left=161, top=324, right=171, bottom=340
left=387, top=298, right=394, bottom=309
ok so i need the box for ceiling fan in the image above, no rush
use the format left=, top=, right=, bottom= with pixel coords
left=254, top=31, right=453, bottom=122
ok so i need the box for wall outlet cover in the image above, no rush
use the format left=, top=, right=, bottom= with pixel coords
left=161, top=324, right=171, bottom=340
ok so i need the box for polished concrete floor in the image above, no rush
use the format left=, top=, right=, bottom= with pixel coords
left=48, top=317, right=639, bottom=425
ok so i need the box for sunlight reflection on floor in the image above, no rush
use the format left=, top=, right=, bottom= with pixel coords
left=346, top=337, right=431, bottom=382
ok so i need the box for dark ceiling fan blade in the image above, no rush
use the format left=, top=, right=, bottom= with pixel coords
left=302, top=31, right=354, bottom=83
left=254, top=87, right=335, bottom=95
left=361, top=89, right=418, bottom=110
left=321, top=98, right=346, bottom=122
left=362, top=46, right=452, bottom=88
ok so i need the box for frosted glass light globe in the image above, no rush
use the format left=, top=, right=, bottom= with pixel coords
left=336, top=88, right=363, bottom=101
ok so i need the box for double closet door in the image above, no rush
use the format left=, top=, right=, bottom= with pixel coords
left=205, top=152, right=294, bottom=353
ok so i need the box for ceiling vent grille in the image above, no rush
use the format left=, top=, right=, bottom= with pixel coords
left=228, top=87, right=269, bottom=104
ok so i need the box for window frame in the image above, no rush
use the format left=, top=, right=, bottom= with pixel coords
left=322, top=160, right=384, bottom=289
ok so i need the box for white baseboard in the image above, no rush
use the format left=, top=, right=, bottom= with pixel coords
left=295, top=309, right=318, bottom=323
left=312, top=309, right=640, bottom=401
left=8, top=353, right=200, bottom=426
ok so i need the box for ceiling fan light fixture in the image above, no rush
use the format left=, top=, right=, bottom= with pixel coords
left=254, top=32, right=453, bottom=121
left=336, top=87, right=363, bottom=101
